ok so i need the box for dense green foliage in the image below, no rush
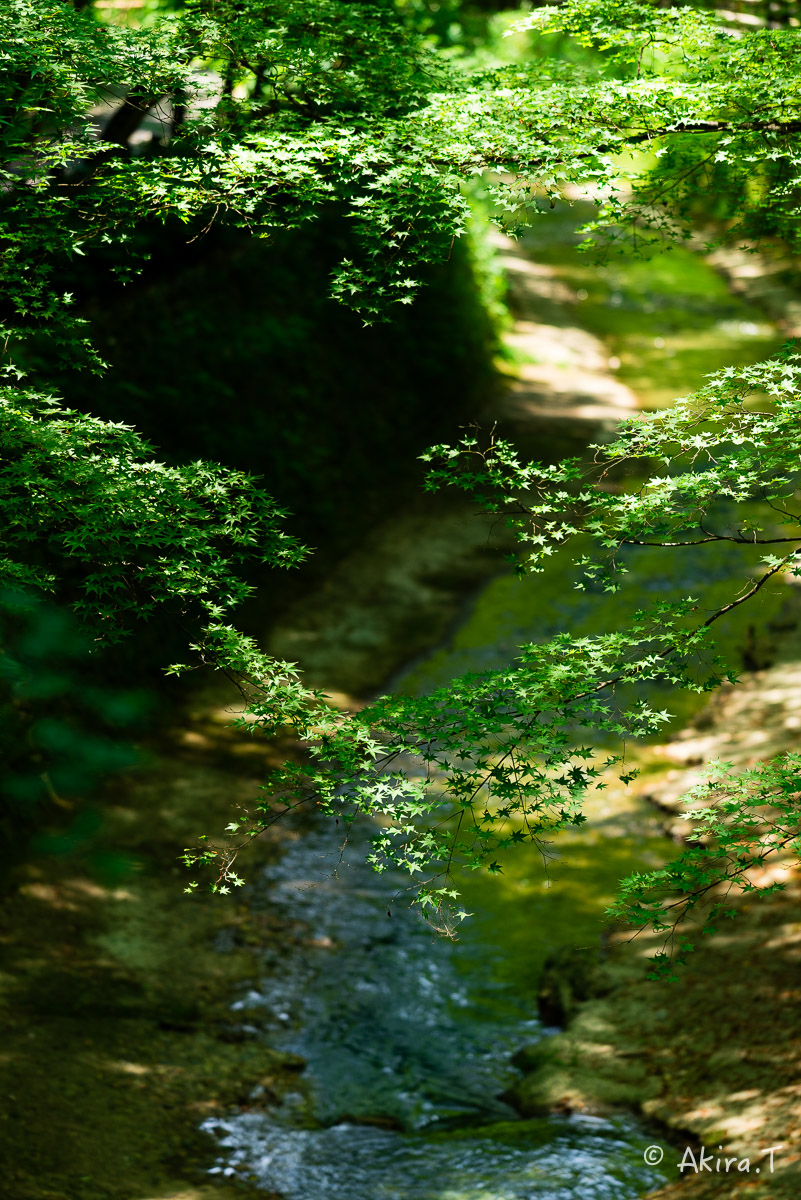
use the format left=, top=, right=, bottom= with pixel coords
left=425, top=353, right=801, bottom=594
left=6, top=0, right=800, bottom=350
left=0, top=389, right=306, bottom=637
left=3, top=0, right=801, bottom=974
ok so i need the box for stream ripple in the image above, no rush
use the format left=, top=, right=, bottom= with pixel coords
left=204, top=820, right=670, bottom=1199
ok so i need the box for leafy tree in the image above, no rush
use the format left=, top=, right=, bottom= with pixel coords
left=418, top=349, right=801, bottom=963
left=3, top=0, right=801, bottom=972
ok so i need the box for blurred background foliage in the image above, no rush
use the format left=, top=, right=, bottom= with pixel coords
left=0, top=591, right=153, bottom=881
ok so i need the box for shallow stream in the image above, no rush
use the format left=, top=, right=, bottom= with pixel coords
left=205, top=209, right=785, bottom=1198
left=205, top=819, right=671, bottom=1199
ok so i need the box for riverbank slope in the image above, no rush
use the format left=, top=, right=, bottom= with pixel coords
left=0, top=696, right=305, bottom=1200
left=507, top=617, right=801, bottom=1199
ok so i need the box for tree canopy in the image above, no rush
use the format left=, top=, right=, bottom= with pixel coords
left=3, top=0, right=801, bottom=976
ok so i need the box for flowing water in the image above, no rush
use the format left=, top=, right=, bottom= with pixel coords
left=204, top=820, right=670, bottom=1199
left=204, top=209, right=785, bottom=1198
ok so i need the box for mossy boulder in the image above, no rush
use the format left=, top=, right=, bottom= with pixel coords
left=506, top=1022, right=662, bottom=1116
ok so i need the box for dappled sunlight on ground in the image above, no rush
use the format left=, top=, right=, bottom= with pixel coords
left=0, top=742, right=305, bottom=1200
left=491, top=232, right=641, bottom=429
